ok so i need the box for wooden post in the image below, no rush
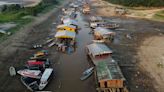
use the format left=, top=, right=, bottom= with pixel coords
left=117, top=88, right=120, bottom=92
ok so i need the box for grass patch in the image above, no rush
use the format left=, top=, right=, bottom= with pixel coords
left=0, top=18, right=32, bottom=42
left=152, top=10, right=164, bottom=21
left=0, top=0, right=62, bottom=43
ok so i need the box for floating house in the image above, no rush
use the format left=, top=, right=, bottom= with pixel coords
left=94, top=27, right=115, bottom=42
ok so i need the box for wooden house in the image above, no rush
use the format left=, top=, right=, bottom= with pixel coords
left=94, top=27, right=115, bottom=42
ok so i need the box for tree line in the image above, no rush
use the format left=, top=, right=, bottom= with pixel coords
left=106, top=0, right=164, bottom=7
left=1, top=0, right=59, bottom=16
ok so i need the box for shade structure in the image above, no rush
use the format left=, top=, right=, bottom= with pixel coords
left=55, top=30, right=76, bottom=39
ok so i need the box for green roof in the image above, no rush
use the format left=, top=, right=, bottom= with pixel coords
left=96, top=58, right=125, bottom=81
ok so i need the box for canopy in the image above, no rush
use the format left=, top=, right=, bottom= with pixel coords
left=94, top=27, right=115, bottom=35
left=87, top=43, right=112, bottom=57
left=55, top=30, right=76, bottom=39
left=57, top=24, right=76, bottom=29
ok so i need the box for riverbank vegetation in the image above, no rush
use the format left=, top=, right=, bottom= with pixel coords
left=153, top=10, right=164, bottom=21
left=105, top=0, right=164, bottom=7
left=0, top=0, right=62, bottom=42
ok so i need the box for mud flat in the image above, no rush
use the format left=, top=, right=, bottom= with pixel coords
left=138, top=35, right=164, bottom=92
left=89, top=0, right=164, bottom=91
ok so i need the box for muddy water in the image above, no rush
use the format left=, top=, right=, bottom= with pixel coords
left=48, top=12, right=96, bottom=92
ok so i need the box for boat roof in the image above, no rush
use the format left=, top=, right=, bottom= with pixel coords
left=96, top=58, right=125, bottom=82
left=41, top=68, right=53, bottom=82
left=87, top=43, right=112, bottom=57
left=90, top=16, right=103, bottom=21
left=63, top=18, right=78, bottom=25
left=55, top=30, right=76, bottom=39
left=57, top=24, right=76, bottom=29
left=94, top=27, right=115, bottom=35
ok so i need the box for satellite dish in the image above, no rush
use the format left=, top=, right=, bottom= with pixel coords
left=9, top=66, right=16, bottom=76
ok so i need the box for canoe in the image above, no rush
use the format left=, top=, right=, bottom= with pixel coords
left=80, top=67, right=94, bottom=80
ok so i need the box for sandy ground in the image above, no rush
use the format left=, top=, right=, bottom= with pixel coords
left=23, top=0, right=42, bottom=7
left=138, top=36, right=164, bottom=92
left=90, top=0, right=164, bottom=22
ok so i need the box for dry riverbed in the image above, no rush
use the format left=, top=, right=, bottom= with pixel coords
left=0, top=0, right=164, bottom=92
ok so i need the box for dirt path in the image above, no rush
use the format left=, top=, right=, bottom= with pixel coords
left=138, top=36, right=164, bottom=92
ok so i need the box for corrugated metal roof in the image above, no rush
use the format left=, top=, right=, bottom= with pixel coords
left=55, top=30, right=76, bottom=38
left=87, top=43, right=112, bottom=57
left=94, top=27, right=115, bottom=35
left=96, top=58, right=125, bottom=81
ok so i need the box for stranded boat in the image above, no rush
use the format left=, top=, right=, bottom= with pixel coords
left=93, top=27, right=116, bottom=43
left=17, top=69, right=42, bottom=79
left=39, top=68, right=54, bottom=90
left=21, top=68, right=54, bottom=91
left=80, top=67, right=94, bottom=80
left=21, top=76, right=39, bottom=91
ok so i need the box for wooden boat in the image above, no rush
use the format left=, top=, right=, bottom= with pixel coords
left=27, top=59, right=50, bottom=68
left=30, top=50, right=48, bottom=59
left=17, top=69, right=42, bottom=79
left=39, top=68, right=54, bottom=90
left=98, top=23, right=119, bottom=29
left=80, top=67, right=94, bottom=80
left=21, top=76, right=39, bottom=91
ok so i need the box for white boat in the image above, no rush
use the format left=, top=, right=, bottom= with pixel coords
left=80, top=67, right=94, bottom=80
left=92, top=40, right=105, bottom=43
left=39, top=68, right=53, bottom=90
left=17, top=69, right=42, bottom=79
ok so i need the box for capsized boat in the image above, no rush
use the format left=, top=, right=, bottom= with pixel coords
left=17, top=69, right=42, bottom=79
left=80, top=67, right=94, bottom=80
